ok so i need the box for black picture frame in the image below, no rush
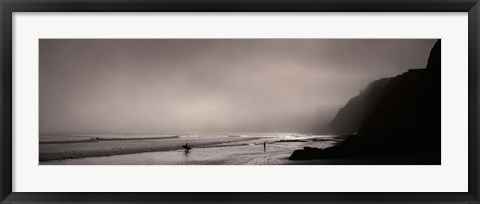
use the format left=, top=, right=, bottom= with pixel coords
left=1, top=0, right=479, bottom=203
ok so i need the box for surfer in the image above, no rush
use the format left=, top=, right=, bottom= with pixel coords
left=182, top=143, right=191, bottom=153
left=263, top=141, right=267, bottom=152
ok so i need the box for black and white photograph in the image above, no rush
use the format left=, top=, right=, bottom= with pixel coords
left=39, top=39, right=441, bottom=165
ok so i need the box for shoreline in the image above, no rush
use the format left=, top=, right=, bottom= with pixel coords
left=39, top=136, right=264, bottom=162
left=40, top=139, right=321, bottom=165
left=39, top=135, right=181, bottom=144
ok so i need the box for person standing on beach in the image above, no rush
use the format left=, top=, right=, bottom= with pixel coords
left=183, top=143, right=191, bottom=153
left=263, top=141, right=267, bottom=152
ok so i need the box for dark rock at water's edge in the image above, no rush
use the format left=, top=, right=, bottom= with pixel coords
left=290, top=40, right=441, bottom=161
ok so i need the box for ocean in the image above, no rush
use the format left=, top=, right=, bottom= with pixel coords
left=39, top=133, right=344, bottom=165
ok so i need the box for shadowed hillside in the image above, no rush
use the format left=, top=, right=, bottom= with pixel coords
left=325, top=78, right=390, bottom=135
left=290, top=40, right=441, bottom=163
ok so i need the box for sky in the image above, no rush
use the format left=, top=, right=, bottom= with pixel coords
left=39, top=39, right=436, bottom=135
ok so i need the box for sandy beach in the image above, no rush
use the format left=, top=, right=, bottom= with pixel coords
left=40, top=134, right=342, bottom=165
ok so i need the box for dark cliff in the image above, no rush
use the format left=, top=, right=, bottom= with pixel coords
left=290, top=40, right=441, bottom=161
left=325, top=78, right=390, bottom=135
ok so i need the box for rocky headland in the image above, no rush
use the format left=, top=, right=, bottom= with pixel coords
left=290, top=40, right=441, bottom=163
